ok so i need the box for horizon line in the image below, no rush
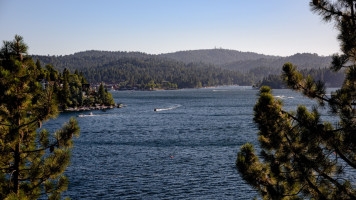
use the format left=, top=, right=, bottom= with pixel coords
left=29, top=48, right=335, bottom=58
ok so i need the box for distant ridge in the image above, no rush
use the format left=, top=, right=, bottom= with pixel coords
left=33, top=49, right=333, bottom=72
left=222, top=53, right=332, bottom=72
left=33, top=49, right=331, bottom=71
left=32, top=49, right=337, bottom=87
left=159, top=49, right=279, bottom=66
left=32, top=51, right=251, bottom=87
left=71, top=50, right=150, bottom=58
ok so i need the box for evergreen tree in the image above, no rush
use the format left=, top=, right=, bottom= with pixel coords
left=35, top=59, right=44, bottom=80
left=97, top=82, right=106, bottom=104
left=45, top=64, right=58, bottom=82
left=0, top=35, right=80, bottom=199
left=104, top=91, right=115, bottom=106
left=236, top=1, right=356, bottom=199
left=61, top=77, right=71, bottom=109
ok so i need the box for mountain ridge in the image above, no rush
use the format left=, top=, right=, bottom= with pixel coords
left=158, top=49, right=280, bottom=65
left=33, top=48, right=332, bottom=71
left=32, top=48, right=337, bottom=87
left=222, top=52, right=332, bottom=72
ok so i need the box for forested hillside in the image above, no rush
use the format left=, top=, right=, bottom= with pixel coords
left=222, top=53, right=332, bottom=72
left=256, top=67, right=344, bottom=89
left=34, top=54, right=253, bottom=88
left=159, top=49, right=278, bottom=65
left=33, top=49, right=342, bottom=89
left=34, top=49, right=278, bottom=71
left=81, top=57, right=254, bottom=88
left=221, top=53, right=336, bottom=84
left=33, top=50, right=151, bottom=72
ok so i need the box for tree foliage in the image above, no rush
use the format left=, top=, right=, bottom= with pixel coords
left=37, top=64, right=116, bottom=109
left=34, top=50, right=343, bottom=88
left=255, top=68, right=344, bottom=89
left=35, top=55, right=253, bottom=88
left=0, top=35, right=80, bottom=199
left=159, top=48, right=276, bottom=65
left=236, top=1, right=356, bottom=199
left=256, top=74, right=286, bottom=89
left=96, top=82, right=114, bottom=106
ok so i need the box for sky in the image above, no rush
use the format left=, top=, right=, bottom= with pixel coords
left=0, top=0, right=340, bottom=56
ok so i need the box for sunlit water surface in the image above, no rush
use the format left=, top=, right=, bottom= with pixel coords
left=41, top=86, right=345, bottom=199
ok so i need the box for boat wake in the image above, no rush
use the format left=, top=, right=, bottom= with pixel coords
left=77, top=112, right=97, bottom=117
left=77, top=112, right=116, bottom=117
left=154, top=104, right=182, bottom=112
left=274, top=95, right=294, bottom=99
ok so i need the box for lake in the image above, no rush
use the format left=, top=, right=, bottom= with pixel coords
left=43, top=86, right=329, bottom=199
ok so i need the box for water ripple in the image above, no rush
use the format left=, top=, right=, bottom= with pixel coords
left=42, top=87, right=283, bottom=199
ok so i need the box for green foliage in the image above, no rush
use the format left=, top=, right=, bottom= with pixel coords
left=38, top=64, right=115, bottom=109
left=224, top=53, right=332, bottom=71
left=236, top=1, right=356, bottom=199
left=33, top=50, right=342, bottom=88
left=73, top=57, right=248, bottom=88
left=255, top=67, right=343, bottom=89
left=0, top=35, right=80, bottom=199
left=97, top=82, right=105, bottom=103
left=160, top=48, right=275, bottom=65
left=34, top=52, right=254, bottom=88
left=95, top=82, right=114, bottom=106
left=256, top=74, right=286, bottom=89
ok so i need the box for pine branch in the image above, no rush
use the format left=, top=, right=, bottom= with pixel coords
left=314, top=167, right=356, bottom=198
left=313, top=0, right=356, bottom=22
left=0, top=122, right=11, bottom=126
left=282, top=110, right=355, bottom=198
left=282, top=108, right=355, bottom=169
left=281, top=183, right=307, bottom=197
left=295, top=81, right=330, bottom=103
left=22, top=142, right=58, bottom=154
left=333, top=146, right=356, bottom=169
left=280, top=113, right=331, bottom=198
left=18, top=118, right=42, bottom=130
left=29, top=153, right=68, bottom=193
left=0, top=166, right=12, bottom=172
left=305, top=175, right=326, bottom=199
left=315, top=3, right=344, bottom=19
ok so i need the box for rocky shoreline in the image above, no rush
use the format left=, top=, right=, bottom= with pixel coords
left=63, top=104, right=126, bottom=112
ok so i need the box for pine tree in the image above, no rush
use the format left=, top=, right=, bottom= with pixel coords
left=61, top=78, right=72, bottom=109
left=104, top=91, right=115, bottom=106
left=0, top=35, right=80, bottom=199
left=97, top=82, right=106, bottom=105
left=35, top=59, right=44, bottom=80
left=236, top=1, right=356, bottom=199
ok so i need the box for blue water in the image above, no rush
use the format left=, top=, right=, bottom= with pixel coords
left=42, top=86, right=332, bottom=199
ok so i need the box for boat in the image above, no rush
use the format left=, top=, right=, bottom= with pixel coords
left=117, top=104, right=128, bottom=108
left=154, top=105, right=181, bottom=112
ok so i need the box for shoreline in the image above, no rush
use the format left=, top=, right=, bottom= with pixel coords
left=63, top=104, right=119, bottom=112
left=111, top=84, right=245, bottom=92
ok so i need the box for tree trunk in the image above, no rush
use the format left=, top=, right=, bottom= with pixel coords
left=13, top=140, right=20, bottom=196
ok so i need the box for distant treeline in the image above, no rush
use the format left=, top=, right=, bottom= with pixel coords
left=33, top=49, right=343, bottom=89
left=80, top=57, right=256, bottom=88
left=159, top=48, right=278, bottom=66
left=34, top=54, right=254, bottom=88
left=257, top=68, right=344, bottom=89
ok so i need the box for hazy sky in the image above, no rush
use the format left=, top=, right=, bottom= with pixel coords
left=0, top=0, right=340, bottom=56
